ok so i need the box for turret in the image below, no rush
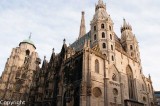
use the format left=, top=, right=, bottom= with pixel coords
left=90, top=0, right=115, bottom=63
left=121, top=19, right=140, bottom=62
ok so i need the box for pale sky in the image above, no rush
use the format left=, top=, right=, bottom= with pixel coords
left=0, top=0, right=159, bottom=90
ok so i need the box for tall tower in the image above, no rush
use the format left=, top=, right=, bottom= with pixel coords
left=0, top=35, right=39, bottom=100
left=79, top=11, right=86, bottom=39
left=90, top=0, right=115, bottom=63
left=121, top=19, right=140, bottom=62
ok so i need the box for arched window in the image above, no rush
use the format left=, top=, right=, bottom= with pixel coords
left=126, top=66, right=136, bottom=100
left=94, top=26, right=96, bottom=31
left=112, top=73, right=117, bottom=81
left=111, top=45, right=113, bottom=50
left=143, top=97, right=146, bottom=102
left=102, top=32, right=105, bottom=38
left=26, top=50, right=30, bottom=56
left=101, top=24, right=105, bottom=29
left=109, top=25, right=112, bottom=31
left=95, top=59, right=99, bottom=73
left=142, top=84, right=144, bottom=90
left=110, top=34, right=112, bottom=40
left=148, top=84, right=151, bottom=93
left=112, top=56, right=114, bottom=61
left=94, top=34, right=97, bottom=40
left=102, top=43, right=106, bottom=48
left=130, top=45, right=133, bottom=50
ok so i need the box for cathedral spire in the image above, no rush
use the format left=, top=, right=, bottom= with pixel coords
left=79, top=11, right=86, bottom=39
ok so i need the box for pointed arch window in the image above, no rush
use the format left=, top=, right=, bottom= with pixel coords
left=102, top=43, right=106, bottom=48
left=130, top=45, right=133, bottom=50
left=112, top=55, right=114, bottom=61
left=95, top=59, right=99, bottom=73
left=110, top=34, right=112, bottom=40
left=148, top=84, right=151, bottom=93
left=126, top=66, right=136, bottom=100
left=94, top=26, right=96, bottom=31
left=109, top=25, right=112, bottom=31
left=111, top=45, right=113, bottom=50
left=102, top=32, right=105, bottom=38
left=101, top=24, right=105, bottom=29
left=26, top=50, right=30, bottom=56
left=94, top=34, right=97, bottom=41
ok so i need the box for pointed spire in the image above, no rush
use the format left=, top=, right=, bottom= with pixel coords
left=79, top=11, right=86, bottom=39
left=63, top=38, right=66, bottom=44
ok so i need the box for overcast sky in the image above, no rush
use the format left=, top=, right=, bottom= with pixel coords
left=0, top=0, right=159, bottom=90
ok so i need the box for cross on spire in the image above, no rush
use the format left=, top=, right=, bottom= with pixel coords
left=29, top=32, right=32, bottom=39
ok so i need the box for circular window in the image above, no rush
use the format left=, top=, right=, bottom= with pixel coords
left=113, top=88, right=118, bottom=96
left=93, top=87, right=102, bottom=97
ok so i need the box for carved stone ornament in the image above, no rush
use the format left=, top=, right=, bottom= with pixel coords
left=92, top=87, right=102, bottom=97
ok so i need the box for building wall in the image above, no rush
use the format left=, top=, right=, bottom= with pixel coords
left=81, top=46, right=154, bottom=106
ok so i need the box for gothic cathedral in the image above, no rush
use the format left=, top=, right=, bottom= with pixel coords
left=0, top=0, right=154, bottom=106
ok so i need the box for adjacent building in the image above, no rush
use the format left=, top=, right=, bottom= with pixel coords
left=155, top=91, right=160, bottom=106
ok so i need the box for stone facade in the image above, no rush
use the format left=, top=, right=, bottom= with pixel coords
left=0, top=36, right=40, bottom=101
left=27, top=1, right=154, bottom=106
left=0, top=0, right=155, bottom=106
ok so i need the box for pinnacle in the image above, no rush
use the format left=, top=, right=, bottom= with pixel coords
left=123, top=18, right=127, bottom=27
left=98, top=0, right=103, bottom=4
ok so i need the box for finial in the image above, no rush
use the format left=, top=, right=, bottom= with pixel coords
left=149, top=74, right=151, bottom=79
left=82, top=11, right=85, bottom=15
left=52, top=48, right=54, bottom=53
left=63, top=38, right=66, bottom=44
left=123, top=18, right=126, bottom=24
left=29, top=32, right=32, bottom=39
left=44, top=56, right=46, bottom=60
